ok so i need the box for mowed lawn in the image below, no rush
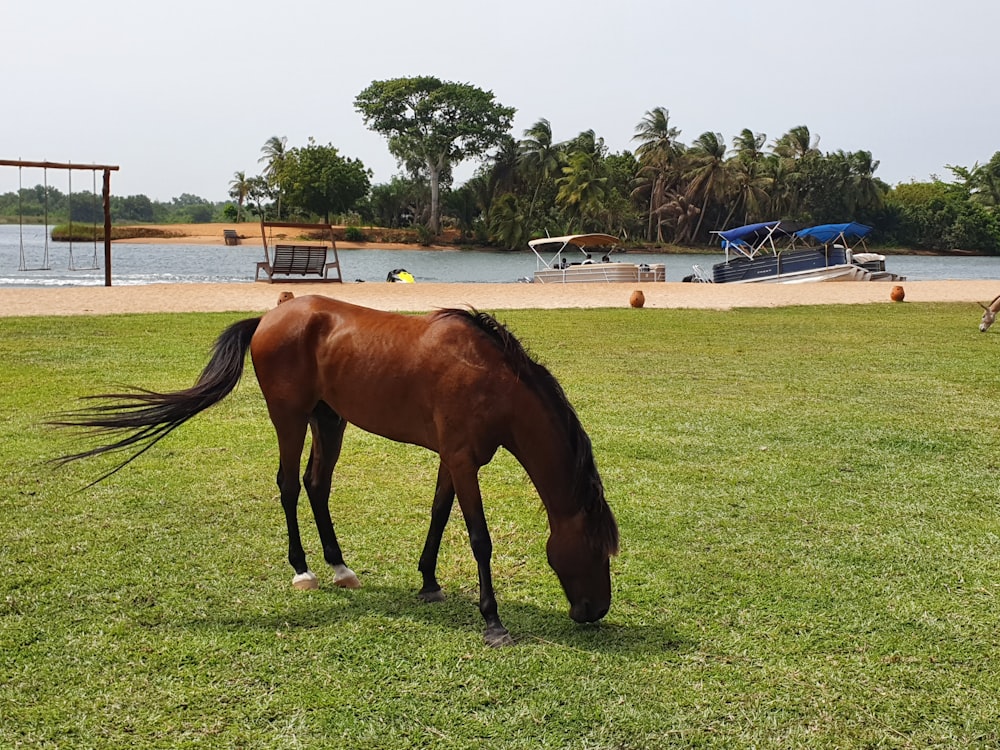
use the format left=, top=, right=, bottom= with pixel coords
left=1, top=302, right=998, bottom=748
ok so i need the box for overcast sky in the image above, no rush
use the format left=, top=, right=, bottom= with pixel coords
left=4, top=0, right=997, bottom=203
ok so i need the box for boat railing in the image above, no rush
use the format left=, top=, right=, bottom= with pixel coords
left=690, top=264, right=713, bottom=283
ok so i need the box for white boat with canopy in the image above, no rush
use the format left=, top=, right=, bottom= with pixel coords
left=527, top=234, right=666, bottom=284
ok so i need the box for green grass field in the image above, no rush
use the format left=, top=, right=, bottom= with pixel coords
left=2, top=303, right=999, bottom=748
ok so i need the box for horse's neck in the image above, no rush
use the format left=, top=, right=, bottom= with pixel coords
left=507, top=404, right=581, bottom=521
left=990, top=296, right=1000, bottom=313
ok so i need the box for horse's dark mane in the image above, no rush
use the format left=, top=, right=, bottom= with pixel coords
left=433, top=308, right=618, bottom=555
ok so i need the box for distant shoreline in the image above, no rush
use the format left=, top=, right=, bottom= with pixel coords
left=3, top=221, right=986, bottom=257
left=108, top=225, right=993, bottom=258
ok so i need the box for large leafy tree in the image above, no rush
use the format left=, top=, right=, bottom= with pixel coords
left=355, top=76, right=515, bottom=234
left=278, top=139, right=371, bottom=223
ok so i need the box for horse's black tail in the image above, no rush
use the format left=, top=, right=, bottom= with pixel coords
left=51, top=317, right=262, bottom=484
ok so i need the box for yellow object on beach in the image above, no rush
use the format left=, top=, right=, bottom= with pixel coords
left=387, top=268, right=415, bottom=283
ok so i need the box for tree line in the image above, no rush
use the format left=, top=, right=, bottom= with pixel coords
left=4, top=76, right=998, bottom=252
left=0, top=186, right=226, bottom=225
left=240, top=77, right=1000, bottom=253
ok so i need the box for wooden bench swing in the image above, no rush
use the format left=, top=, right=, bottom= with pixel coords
left=256, top=220, right=342, bottom=283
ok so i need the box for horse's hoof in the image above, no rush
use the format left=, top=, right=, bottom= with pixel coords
left=333, top=565, right=361, bottom=589
left=292, top=571, right=318, bottom=590
left=418, top=588, right=445, bottom=603
left=484, top=626, right=515, bottom=648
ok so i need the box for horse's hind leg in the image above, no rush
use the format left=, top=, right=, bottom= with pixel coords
left=271, top=413, right=317, bottom=590
left=417, top=461, right=456, bottom=603
left=304, top=401, right=360, bottom=589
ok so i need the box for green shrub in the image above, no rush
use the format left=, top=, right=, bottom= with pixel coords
left=415, top=222, right=435, bottom=245
left=344, top=225, right=366, bottom=242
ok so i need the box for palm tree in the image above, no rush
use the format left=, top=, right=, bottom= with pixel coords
left=772, top=125, right=820, bottom=160
left=489, top=192, right=528, bottom=250
left=444, top=183, right=481, bottom=239
left=228, top=171, right=250, bottom=223
left=683, top=132, right=729, bottom=243
left=660, top=192, right=700, bottom=244
left=763, top=155, right=799, bottom=219
left=949, top=154, right=1000, bottom=209
left=732, top=128, right=767, bottom=165
left=259, top=135, right=288, bottom=219
left=724, top=129, right=771, bottom=226
left=485, top=135, right=522, bottom=205
left=980, top=152, right=1000, bottom=207
left=463, top=173, right=496, bottom=225
left=556, top=143, right=608, bottom=233
left=724, top=158, right=772, bottom=227
left=568, top=129, right=603, bottom=158
left=632, top=107, right=683, bottom=242
left=766, top=128, right=821, bottom=220
left=845, top=150, right=885, bottom=215
left=519, top=118, right=564, bottom=228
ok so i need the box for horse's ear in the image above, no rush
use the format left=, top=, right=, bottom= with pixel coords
left=980, top=302, right=989, bottom=310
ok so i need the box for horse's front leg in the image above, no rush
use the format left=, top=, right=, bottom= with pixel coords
left=449, top=461, right=514, bottom=647
left=417, top=461, right=456, bottom=603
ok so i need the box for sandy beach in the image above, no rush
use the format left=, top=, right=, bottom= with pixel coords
left=1, top=223, right=996, bottom=317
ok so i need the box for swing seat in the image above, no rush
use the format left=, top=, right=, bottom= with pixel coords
left=255, top=244, right=340, bottom=282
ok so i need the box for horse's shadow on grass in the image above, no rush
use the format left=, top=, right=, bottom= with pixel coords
left=194, top=581, right=688, bottom=655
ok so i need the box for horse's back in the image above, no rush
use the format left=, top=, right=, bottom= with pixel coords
left=250, top=296, right=520, bottom=451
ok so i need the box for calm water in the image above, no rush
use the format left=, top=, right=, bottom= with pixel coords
left=2, top=224, right=999, bottom=287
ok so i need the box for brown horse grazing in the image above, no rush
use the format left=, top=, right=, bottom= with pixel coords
left=54, top=296, right=619, bottom=646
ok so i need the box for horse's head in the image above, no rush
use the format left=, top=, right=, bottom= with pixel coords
left=981, top=304, right=997, bottom=332
left=546, top=505, right=618, bottom=623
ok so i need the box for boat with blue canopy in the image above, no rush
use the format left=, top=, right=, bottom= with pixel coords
left=687, top=221, right=905, bottom=284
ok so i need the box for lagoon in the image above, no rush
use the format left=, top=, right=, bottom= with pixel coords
left=2, top=224, right=999, bottom=287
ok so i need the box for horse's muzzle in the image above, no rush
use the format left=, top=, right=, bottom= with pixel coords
left=570, top=600, right=610, bottom=623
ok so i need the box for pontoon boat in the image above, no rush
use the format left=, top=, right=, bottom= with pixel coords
left=528, top=234, right=666, bottom=284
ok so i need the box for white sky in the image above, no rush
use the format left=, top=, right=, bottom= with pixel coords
left=4, top=0, right=997, bottom=202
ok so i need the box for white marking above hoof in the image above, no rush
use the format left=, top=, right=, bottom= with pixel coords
left=333, top=564, right=361, bottom=589
left=292, top=570, right=319, bottom=590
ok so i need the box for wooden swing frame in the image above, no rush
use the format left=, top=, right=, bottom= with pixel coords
left=1, top=159, right=119, bottom=286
